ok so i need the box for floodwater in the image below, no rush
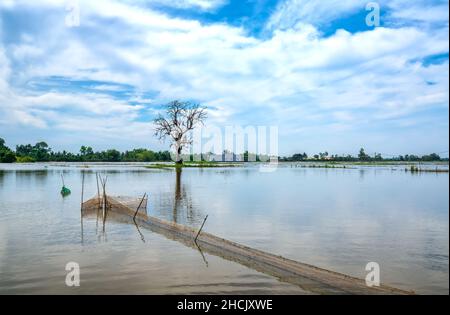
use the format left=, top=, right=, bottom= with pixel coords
left=0, top=162, right=448, bottom=294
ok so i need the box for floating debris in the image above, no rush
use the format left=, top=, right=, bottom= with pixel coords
left=60, top=174, right=71, bottom=197
left=61, top=186, right=71, bottom=196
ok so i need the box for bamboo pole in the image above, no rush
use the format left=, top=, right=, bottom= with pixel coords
left=133, top=193, right=147, bottom=220
left=194, top=215, right=208, bottom=243
left=80, top=172, right=85, bottom=245
left=98, top=174, right=105, bottom=217
left=96, top=173, right=100, bottom=208
left=101, top=176, right=105, bottom=219
left=81, top=171, right=85, bottom=207
left=194, top=241, right=209, bottom=267
left=95, top=174, right=100, bottom=233
left=103, top=176, right=108, bottom=209
left=101, top=175, right=108, bottom=232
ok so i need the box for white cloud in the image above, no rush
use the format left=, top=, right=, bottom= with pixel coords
left=266, top=0, right=367, bottom=31
left=266, top=0, right=450, bottom=31
left=147, top=0, right=228, bottom=11
left=0, top=0, right=228, bottom=11
left=386, top=0, right=449, bottom=24
left=115, top=0, right=228, bottom=11
left=0, top=0, right=448, bottom=153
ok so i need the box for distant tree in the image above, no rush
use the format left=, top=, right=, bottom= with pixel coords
left=138, top=150, right=156, bottom=162
left=153, top=101, right=207, bottom=164
left=2, top=137, right=185, bottom=163
left=105, top=149, right=121, bottom=162
left=358, top=148, right=369, bottom=161
left=422, top=153, right=441, bottom=161
left=33, top=142, right=51, bottom=161
left=16, top=144, right=33, bottom=157
left=80, top=146, right=87, bottom=156
left=80, top=146, right=94, bottom=161
left=122, top=148, right=159, bottom=162
left=86, top=147, right=94, bottom=157
left=16, top=141, right=50, bottom=161
left=155, top=151, right=172, bottom=161
left=319, top=151, right=329, bottom=160
left=0, top=138, right=16, bottom=163
left=291, top=153, right=306, bottom=161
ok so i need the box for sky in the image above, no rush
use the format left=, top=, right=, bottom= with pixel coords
left=0, top=0, right=448, bottom=157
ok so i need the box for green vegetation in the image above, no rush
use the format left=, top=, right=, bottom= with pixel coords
left=281, top=147, right=446, bottom=162
left=16, top=156, right=36, bottom=163
left=0, top=137, right=172, bottom=163
left=0, top=138, right=16, bottom=163
left=1, top=137, right=447, bottom=166
left=297, top=164, right=351, bottom=169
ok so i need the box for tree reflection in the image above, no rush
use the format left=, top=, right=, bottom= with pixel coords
left=172, top=168, right=199, bottom=224
left=173, top=168, right=182, bottom=222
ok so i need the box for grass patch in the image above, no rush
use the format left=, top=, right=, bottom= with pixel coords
left=145, top=161, right=241, bottom=169
left=15, top=156, right=36, bottom=163
left=298, top=164, right=351, bottom=169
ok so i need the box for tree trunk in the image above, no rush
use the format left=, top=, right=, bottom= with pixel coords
left=175, top=142, right=183, bottom=164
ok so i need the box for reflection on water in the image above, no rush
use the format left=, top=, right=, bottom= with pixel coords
left=0, top=163, right=448, bottom=294
left=157, top=168, right=204, bottom=225
left=173, top=168, right=183, bottom=223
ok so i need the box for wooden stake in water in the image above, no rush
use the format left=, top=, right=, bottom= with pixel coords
left=80, top=172, right=85, bottom=245
left=194, top=215, right=208, bottom=243
left=100, top=175, right=108, bottom=231
left=81, top=171, right=85, bottom=208
left=96, top=173, right=100, bottom=208
left=133, top=193, right=147, bottom=220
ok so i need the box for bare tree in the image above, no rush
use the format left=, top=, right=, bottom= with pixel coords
left=154, top=101, right=207, bottom=164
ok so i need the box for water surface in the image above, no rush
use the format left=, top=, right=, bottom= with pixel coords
left=0, top=163, right=448, bottom=294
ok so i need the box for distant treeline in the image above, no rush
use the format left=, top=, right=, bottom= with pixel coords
left=280, top=148, right=446, bottom=162
left=0, top=138, right=171, bottom=163
left=0, top=138, right=446, bottom=163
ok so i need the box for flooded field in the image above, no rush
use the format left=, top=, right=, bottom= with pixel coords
left=0, top=162, right=448, bottom=294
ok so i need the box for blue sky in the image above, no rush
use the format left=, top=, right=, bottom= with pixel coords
left=0, top=0, right=448, bottom=157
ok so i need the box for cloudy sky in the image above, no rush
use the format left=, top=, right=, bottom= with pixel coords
left=0, top=0, right=448, bottom=157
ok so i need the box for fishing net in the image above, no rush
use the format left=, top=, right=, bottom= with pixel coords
left=82, top=194, right=148, bottom=220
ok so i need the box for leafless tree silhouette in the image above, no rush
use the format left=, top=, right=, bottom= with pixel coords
left=154, top=101, right=207, bottom=164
